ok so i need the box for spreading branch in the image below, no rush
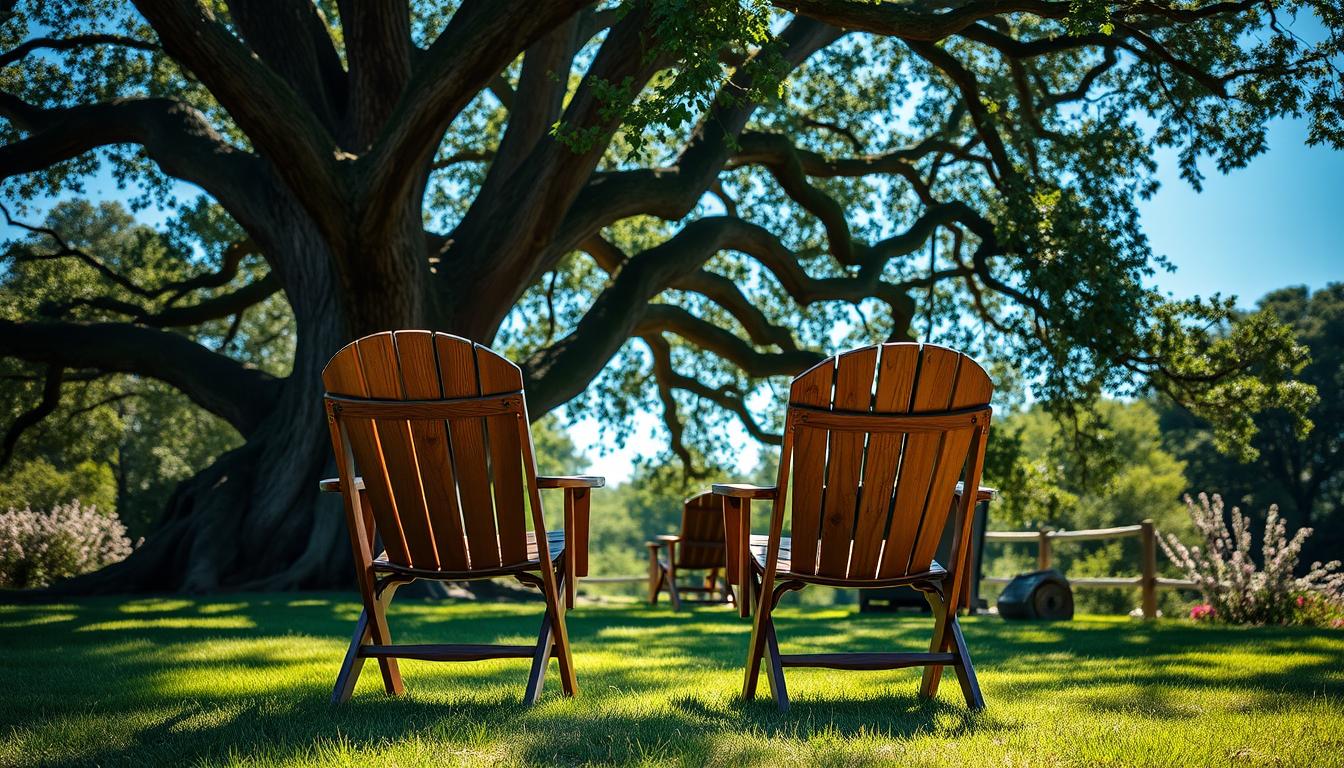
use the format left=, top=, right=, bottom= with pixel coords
left=0, top=319, right=280, bottom=435
left=0, top=364, right=63, bottom=469
left=0, top=94, right=275, bottom=240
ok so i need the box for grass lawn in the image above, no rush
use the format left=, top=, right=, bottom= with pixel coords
left=1, top=594, right=1342, bottom=767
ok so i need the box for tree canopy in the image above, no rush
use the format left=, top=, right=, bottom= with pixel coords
left=0, top=0, right=1337, bottom=590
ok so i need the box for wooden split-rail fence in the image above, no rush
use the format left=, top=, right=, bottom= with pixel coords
left=583, top=518, right=1198, bottom=620
left=980, top=519, right=1196, bottom=619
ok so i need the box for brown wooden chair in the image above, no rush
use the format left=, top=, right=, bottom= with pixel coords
left=645, top=491, right=735, bottom=610
left=713, top=342, right=995, bottom=712
left=318, top=330, right=603, bottom=705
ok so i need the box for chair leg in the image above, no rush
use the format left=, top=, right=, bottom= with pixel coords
left=919, top=590, right=950, bottom=700
left=741, top=574, right=767, bottom=701
left=647, top=545, right=662, bottom=605
left=524, top=601, right=556, bottom=705
left=549, top=569, right=578, bottom=696
left=762, top=611, right=789, bottom=712
left=950, top=616, right=985, bottom=710
left=331, top=608, right=370, bottom=704
left=371, top=585, right=404, bottom=696
left=666, top=568, right=683, bottom=611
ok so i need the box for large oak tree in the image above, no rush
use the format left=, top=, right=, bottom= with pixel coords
left=0, top=0, right=1336, bottom=590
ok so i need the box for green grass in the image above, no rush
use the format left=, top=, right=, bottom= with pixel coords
left=1, top=594, right=1342, bottom=767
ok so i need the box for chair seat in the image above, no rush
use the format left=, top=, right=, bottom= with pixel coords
left=748, top=534, right=947, bottom=583
left=373, top=530, right=566, bottom=576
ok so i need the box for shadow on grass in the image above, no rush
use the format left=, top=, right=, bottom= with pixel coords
left=1, top=593, right=1341, bottom=765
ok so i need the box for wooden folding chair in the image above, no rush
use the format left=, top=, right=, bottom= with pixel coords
left=645, top=491, right=735, bottom=610
left=319, top=330, right=603, bottom=704
left=714, top=342, right=995, bottom=712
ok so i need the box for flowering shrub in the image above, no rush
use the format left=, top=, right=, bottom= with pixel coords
left=1161, top=493, right=1344, bottom=627
left=0, top=501, right=134, bottom=589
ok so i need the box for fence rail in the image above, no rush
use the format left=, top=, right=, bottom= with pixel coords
left=981, top=518, right=1196, bottom=619
left=576, top=520, right=1199, bottom=620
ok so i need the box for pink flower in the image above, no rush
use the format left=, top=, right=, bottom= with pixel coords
left=1296, top=595, right=1306, bottom=608
left=1331, top=618, right=1344, bottom=630
left=1190, top=604, right=1216, bottom=621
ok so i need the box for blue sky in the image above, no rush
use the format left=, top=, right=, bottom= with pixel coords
left=1139, top=117, right=1343, bottom=302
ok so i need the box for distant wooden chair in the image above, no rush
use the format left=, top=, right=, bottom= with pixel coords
left=645, top=491, right=735, bottom=610
left=319, top=330, right=603, bottom=705
left=714, top=342, right=995, bottom=712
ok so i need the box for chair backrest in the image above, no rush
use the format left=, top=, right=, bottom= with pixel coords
left=321, top=330, right=544, bottom=574
left=676, top=491, right=727, bottom=569
left=771, top=342, right=993, bottom=582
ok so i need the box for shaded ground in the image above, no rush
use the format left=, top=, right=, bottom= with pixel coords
left=1, top=594, right=1341, bottom=767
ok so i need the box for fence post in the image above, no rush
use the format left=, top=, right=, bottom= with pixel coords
left=1140, top=518, right=1157, bottom=620
left=1037, top=529, right=1051, bottom=571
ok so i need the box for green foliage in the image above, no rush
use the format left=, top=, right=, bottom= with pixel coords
left=987, top=399, right=1190, bottom=532
left=553, top=0, right=785, bottom=158
left=982, top=399, right=1192, bottom=612
left=0, top=457, right=116, bottom=515
left=1159, top=283, right=1344, bottom=564
left=1, top=200, right=275, bottom=534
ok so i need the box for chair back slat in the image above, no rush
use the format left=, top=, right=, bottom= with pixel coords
left=783, top=361, right=833, bottom=575
left=815, top=347, right=878, bottom=578
left=394, top=331, right=470, bottom=570
left=354, top=334, right=441, bottom=569
left=477, top=351, right=529, bottom=567
left=776, top=343, right=992, bottom=582
left=433, top=335, right=501, bottom=569
left=677, top=492, right=727, bottom=569
left=323, top=331, right=538, bottom=573
left=848, top=344, right=919, bottom=576
left=907, top=362, right=995, bottom=573
left=877, top=345, right=962, bottom=578
left=322, top=346, right=411, bottom=565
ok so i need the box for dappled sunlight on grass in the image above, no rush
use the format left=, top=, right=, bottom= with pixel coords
left=1, top=594, right=1341, bottom=767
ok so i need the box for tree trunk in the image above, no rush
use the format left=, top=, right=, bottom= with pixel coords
left=50, top=202, right=447, bottom=593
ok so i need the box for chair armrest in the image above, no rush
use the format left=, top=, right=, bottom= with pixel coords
left=953, top=481, right=997, bottom=502
left=655, top=534, right=681, bottom=544
left=319, top=477, right=365, bottom=493
left=712, top=483, right=777, bottom=499
left=537, top=475, right=606, bottom=489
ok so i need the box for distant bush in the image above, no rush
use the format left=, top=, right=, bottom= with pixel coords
left=1162, top=493, right=1344, bottom=627
left=0, top=459, right=117, bottom=518
left=0, top=501, right=134, bottom=589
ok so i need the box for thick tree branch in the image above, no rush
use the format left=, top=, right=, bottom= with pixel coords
left=552, top=19, right=844, bottom=257
left=41, top=274, right=282, bottom=328
left=635, top=305, right=823, bottom=378
left=0, top=364, right=63, bottom=469
left=131, top=0, right=347, bottom=240
left=0, top=319, right=280, bottom=435
left=643, top=333, right=783, bottom=446
left=0, top=94, right=274, bottom=240
left=340, top=0, right=413, bottom=144
left=583, top=233, right=799, bottom=351
left=642, top=334, right=697, bottom=470
left=225, top=0, right=348, bottom=133
left=360, top=0, right=592, bottom=223
left=776, top=0, right=1071, bottom=41
left=0, top=34, right=159, bottom=68
left=438, top=4, right=667, bottom=333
